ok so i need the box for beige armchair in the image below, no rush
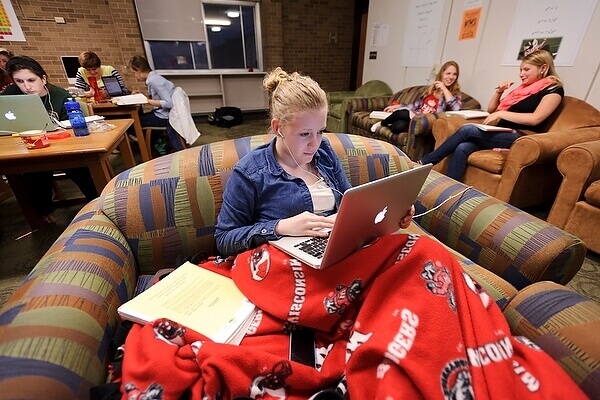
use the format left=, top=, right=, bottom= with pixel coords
left=547, top=140, right=600, bottom=253
left=326, top=80, right=392, bottom=133
left=430, top=96, right=600, bottom=209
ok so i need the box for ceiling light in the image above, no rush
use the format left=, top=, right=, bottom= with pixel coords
left=226, top=11, right=240, bottom=18
left=211, top=26, right=222, bottom=32
left=204, top=18, right=231, bottom=26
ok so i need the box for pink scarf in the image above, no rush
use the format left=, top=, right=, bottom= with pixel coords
left=497, top=77, right=555, bottom=111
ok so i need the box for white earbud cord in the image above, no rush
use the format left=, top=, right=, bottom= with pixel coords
left=277, top=130, right=472, bottom=218
left=413, top=186, right=473, bottom=218
left=278, top=129, right=345, bottom=196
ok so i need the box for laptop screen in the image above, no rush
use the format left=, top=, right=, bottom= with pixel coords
left=102, top=76, right=125, bottom=97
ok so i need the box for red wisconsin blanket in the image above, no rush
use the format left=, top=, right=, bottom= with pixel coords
left=121, top=233, right=586, bottom=400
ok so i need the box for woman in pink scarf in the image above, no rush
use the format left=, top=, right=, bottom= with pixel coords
left=419, top=50, right=563, bottom=181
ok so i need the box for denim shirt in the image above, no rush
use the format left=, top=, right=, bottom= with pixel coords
left=215, top=137, right=352, bottom=256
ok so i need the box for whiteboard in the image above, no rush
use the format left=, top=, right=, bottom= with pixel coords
left=400, top=0, right=445, bottom=67
left=502, top=0, right=598, bottom=66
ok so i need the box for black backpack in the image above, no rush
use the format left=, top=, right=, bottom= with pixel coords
left=210, top=106, right=243, bottom=128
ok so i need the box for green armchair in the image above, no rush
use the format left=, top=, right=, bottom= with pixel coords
left=326, top=80, right=392, bottom=133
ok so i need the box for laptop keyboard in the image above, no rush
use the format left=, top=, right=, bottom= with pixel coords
left=294, top=236, right=329, bottom=259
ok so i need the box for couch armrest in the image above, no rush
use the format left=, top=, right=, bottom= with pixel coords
left=504, top=281, right=600, bottom=399
left=347, top=95, right=392, bottom=116
left=431, top=115, right=473, bottom=142
left=328, top=90, right=356, bottom=104
left=495, top=127, right=600, bottom=202
left=0, top=202, right=137, bottom=397
left=415, top=169, right=587, bottom=290
left=547, top=140, right=600, bottom=228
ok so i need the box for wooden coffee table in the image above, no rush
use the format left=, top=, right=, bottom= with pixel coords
left=0, top=119, right=136, bottom=229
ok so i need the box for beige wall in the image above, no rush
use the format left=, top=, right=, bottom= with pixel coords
left=2, top=0, right=357, bottom=95
left=363, top=0, right=600, bottom=110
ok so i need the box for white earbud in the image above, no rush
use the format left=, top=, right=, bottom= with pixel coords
left=277, top=129, right=285, bottom=139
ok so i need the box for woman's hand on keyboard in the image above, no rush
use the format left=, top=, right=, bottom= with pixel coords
left=275, top=211, right=334, bottom=237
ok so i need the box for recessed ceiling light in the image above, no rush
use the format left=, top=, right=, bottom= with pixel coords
left=211, top=26, right=222, bottom=32
left=226, top=11, right=240, bottom=18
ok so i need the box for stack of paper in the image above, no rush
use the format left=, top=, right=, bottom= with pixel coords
left=112, top=93, right=149, bottom=106
left=445, top=110, right=490, bottom=119
left=117, top=261, right=257, bottom=345
left=465, top=123, right=515, bottom=132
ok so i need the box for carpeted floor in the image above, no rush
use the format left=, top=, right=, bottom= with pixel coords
left=1, top=112, right=599, bottom=309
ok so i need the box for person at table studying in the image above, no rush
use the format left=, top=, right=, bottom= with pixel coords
left=2, top=56, right=98, bottom=224
left=419, top=49, right=563, bottom=181
left=75, top=50, right=128, bottom=100
left=128, top=55, right=181, bottom=155
left=370, top=60, right=462, bottom=134
left=215, top=67, right=415, bottom=256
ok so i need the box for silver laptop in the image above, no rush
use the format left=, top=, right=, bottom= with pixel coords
left=102, top=76, right=127, bottom=97
left=269, top=163, right=433, bottom=270
left=0, top=95, right=57, bottom=134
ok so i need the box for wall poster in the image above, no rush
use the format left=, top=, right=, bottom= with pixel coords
left=0, top=0, right=25, bottom=41
left=502, top=0, right=598, bottom=66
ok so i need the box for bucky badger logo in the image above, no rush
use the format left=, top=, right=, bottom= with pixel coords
left=250, top=244, right=271, bottom=281
left=421, top=261, right=456, bottom=312
left=323, top=278, right=362, bottom=315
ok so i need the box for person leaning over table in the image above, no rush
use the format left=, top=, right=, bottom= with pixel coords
left=0, top=47, right=15, bottom=92
left=75, top=50, right=129, bottom=100
left=215, top=67, right=415, bottom=256
left=128, top=55, right=182, bottom=156
left=419, top=49, right=564, bottom=181
left=370, top=60, right=462, bottom=134
left=2, top=56, right=98, bottom=224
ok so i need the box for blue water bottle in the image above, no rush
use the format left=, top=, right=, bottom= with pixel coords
left=64, top=98, right=90, bottom=137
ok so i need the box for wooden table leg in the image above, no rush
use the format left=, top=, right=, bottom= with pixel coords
left=129, top=110, right=151, bottom=162
left=87, top=161, right=112, bottom=195
left=118, top=133, right=136, bottom=169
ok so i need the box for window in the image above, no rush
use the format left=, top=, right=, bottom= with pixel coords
left=135, top=0, right=261, bottom=72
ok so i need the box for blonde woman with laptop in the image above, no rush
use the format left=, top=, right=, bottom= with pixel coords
left=2, top=56, right=98, bottom=223
left=215, top=67, right=415, bottom=256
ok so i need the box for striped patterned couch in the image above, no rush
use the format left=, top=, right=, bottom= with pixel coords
left=0, top=133, right=598, bottom=399
left=348, top=85, right=481, bottom=160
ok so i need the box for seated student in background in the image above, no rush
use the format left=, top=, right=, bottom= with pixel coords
left=0, top=47, right=14, bottom=92
left=419, top=50, right=563, bottom=181
left=215, top=67, right=415, bottom=256
left=128, top=55, right=182, bottom=155
left=371, top=60, right=462, bottom=134
left=2, top=56, right=98, bottom=224
left=75, top=50, right=128, bottom=100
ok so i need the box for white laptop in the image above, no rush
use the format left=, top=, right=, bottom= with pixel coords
left=0, top=95, right=57, bottom=134
left=269, top=163, right=433, bottom=270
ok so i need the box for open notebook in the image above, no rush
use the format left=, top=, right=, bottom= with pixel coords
left=269, top=163, right=433, bottom=269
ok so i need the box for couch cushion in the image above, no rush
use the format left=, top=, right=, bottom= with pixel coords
left=328, top=103, right=343, bottom=119
left=542, top=96, right=600, bottom=132
left=504, top=281, right=600, bottom=399
left=584, top=180, right=600, bottom=207
left=99, top=133, right=413, bottom=274
left=467, top=150, right=508, bottom=174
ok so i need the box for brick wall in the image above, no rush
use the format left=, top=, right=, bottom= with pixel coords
left=3, top=0, right=356, bottom=93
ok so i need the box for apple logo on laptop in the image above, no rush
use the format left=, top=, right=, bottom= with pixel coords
left=374, top=206, right=388, bottom=224
left=4, top=111, right=16, bottom=120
